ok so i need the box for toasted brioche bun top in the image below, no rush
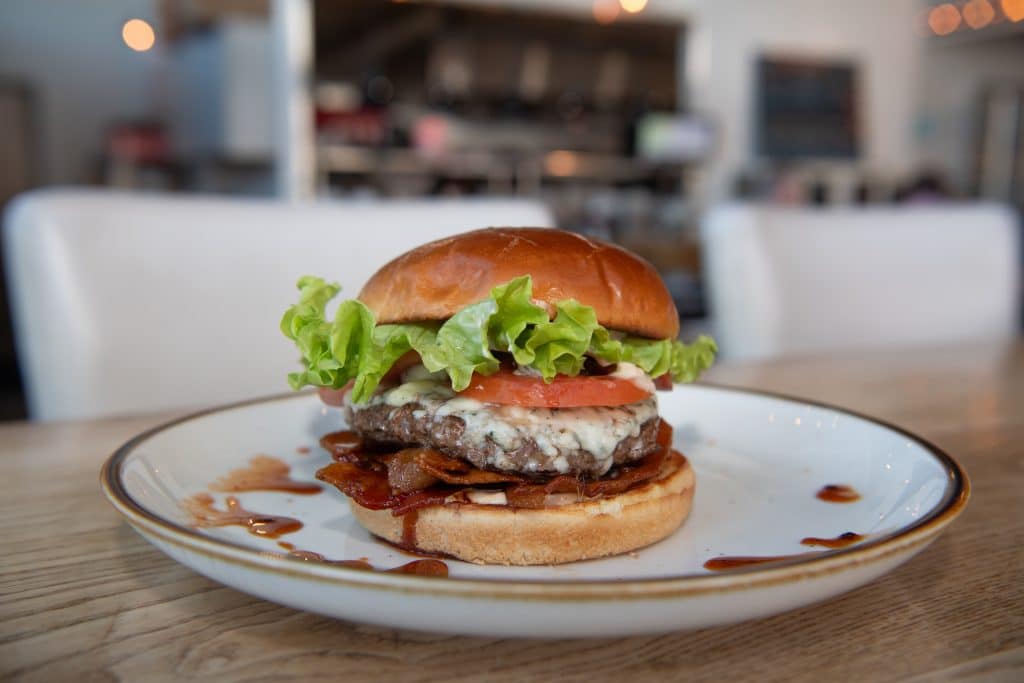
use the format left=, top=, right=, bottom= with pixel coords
left=358, top=227, right=679, bottom=339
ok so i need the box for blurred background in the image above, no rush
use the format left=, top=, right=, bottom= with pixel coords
left=1, top=0, right=1022, bottom=421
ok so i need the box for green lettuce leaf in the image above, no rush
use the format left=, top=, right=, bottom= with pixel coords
left=524, top=300, right=598, bottom=380
left=281, top=274, right=716, bottom=402
left=421, top=298, right=501, bottom=391
left=280, top=276, right=343, bottom=390
left=487, top=276, right=549, bottom=363
left=669, top=334, right=718, bottom=383
left=352, top=323, right=439, bottom=402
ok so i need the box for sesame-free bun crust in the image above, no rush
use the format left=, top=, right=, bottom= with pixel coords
left=358, top=227, right=680, bottom=339
left=349, top=453, right=695, bottom=565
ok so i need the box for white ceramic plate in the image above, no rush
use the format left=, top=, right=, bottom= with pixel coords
left=102, top=386, right=968, bottom=637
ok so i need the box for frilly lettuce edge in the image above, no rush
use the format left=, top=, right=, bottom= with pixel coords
left=281, top=274, right=716, bottom=403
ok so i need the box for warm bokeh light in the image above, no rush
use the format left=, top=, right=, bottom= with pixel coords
left=963, top=0, right=995, bottom=28
left=592, top=0, right=620, bottom=24
left=545, top=150, right=579, bottom=177
left=1002, top=0, right=1024, bottom=21
left=619, top=0, right=649, bottom=13
left=928, top=3, right=962, bottom=35
left=122, top=18, right=155, bottom=51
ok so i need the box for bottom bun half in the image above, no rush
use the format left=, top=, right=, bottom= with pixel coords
left=349, top=454, right=695, bottom=565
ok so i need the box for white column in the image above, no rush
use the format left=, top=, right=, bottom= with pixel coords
left=271, top=0, right=315, bottom=200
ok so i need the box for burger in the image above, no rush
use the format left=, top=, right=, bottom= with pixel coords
left=280, top=227, right=716, bottom=565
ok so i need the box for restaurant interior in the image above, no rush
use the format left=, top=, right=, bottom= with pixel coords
left=1, top=1, right=1022, bottom=676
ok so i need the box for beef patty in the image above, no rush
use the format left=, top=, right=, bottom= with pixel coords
left=346, top=389, right=660, bottom=477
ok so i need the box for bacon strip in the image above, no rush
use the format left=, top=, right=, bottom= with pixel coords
left=316, top=462, right=452, bottom=515
left=413, top=448, right=530, bottom=486
left=315, top=420, right=675, bottom=515
left=384, top=449, right=441, bottom=493
left=317, top=461, right=394, bottom=509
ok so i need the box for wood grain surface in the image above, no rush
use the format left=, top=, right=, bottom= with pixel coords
left=2, top=342, right=1022, bottom=682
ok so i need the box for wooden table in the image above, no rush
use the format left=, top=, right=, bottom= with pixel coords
left=3, top=342, right=1022, bottom=682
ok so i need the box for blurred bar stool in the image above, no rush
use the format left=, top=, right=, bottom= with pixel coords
left=701, top=203, right=1021, bottom=360
left=3, top=189, right=553, bottom=420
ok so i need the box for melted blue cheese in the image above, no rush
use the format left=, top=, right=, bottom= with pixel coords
left=609, top=361, right=657, bottom=394
left=383, top=379, right=455, bottom=407
left=354, top=364, right=658, bottom=475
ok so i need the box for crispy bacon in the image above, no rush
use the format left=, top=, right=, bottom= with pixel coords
left=385, top=448, right=441, bottom=493
left=413, top=448, right=530, bottom=486
left=316, top=460, right=454, bottom=514
left=316, top=461, right=394, bottom=509
left=315, top=420, right=676, bottom=515
left=390, top=488, right=455, bottom=516
left=320, top=430, right=364, bottom=458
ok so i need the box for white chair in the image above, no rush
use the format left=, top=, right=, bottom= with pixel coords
left=701, top=203, right=1021, bottom=360
left=3, top=189, right=553, bottom=421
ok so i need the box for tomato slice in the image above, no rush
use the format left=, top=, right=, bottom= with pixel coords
left=317, top=386, right=350, bottom=407
left=458, top=368, right=652, bottom=408
left=383, top=351, right=422, bottom=382
left=653, top=373, right=673, bottom=391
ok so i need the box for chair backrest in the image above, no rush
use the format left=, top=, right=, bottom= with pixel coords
left=701, top=203, right=1021, bottom=360
left=3, top=189, right=553, bottom=421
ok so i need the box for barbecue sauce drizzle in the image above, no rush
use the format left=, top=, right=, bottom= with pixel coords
left=285, top=549, right=447, bottom=576
left=705, top=531, right=867, bottom=570
left=705, top=483, right=870, bottom=570
left=800, top=531, right=865, bottom=548
left=816, top=484, right=861, bottom=503
left=402, top=510, right=420, bottom=547
left=183, top=493, right=303, bottom=539
left=183, top=447, right=445, bottom=573
left=703, top=553, right=819, bottom=571
left=708, top=528, right=868, bottom=573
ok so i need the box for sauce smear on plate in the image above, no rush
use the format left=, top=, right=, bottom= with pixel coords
left=705, top=532, right=868, bottom=570
left=183, top=493, right=303, bottom=538
left=801, top=532, right=865, bottom=549
left=210, top=455, right=321, bottom=495
left=286, top=549, right=448, bottom=576
left=816, top=484, right=861, bottom=503
left=703, top=552, right=822, bottom=571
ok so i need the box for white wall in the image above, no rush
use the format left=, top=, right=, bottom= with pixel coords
left=916, top=37, right=1024, bottom=192
left=0, top=0, right=159, bottom=184
left=685, top=0, right=924, bottom=202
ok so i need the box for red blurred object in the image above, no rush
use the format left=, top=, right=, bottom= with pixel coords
left=106, top=122, right=171, bottom=164
left=412, top=115, right=449, bottom=154
left=316, top=107, right=388, bottom=146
